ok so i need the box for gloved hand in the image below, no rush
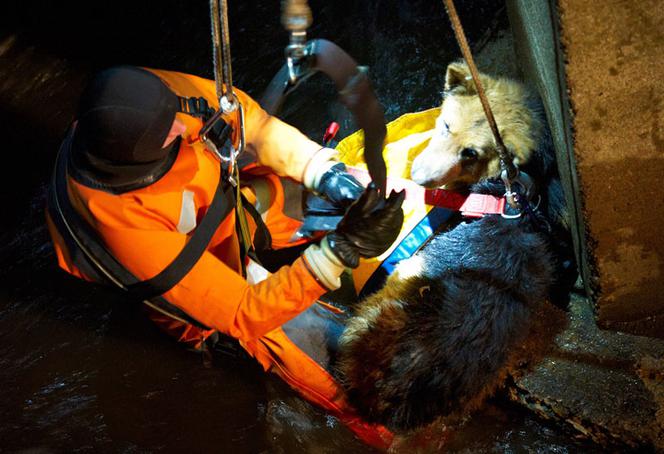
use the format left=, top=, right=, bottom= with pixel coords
left=328, top=183, right=405, bottom=268
left=302, top=184, right=405, bottom=289
left=296, top=163, right=364, bottom=239
left=316, top=162, right=364, bottom=209
left=303, top=148, right=363, bottom=210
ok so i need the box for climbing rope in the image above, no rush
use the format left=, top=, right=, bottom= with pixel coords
left=202, top=0, right=245, bottom=166
left=442, top=0, right=533, bottom=209
left=209, top=0, right=237, bottom=112
left=206, top=0, right=253, bottom=273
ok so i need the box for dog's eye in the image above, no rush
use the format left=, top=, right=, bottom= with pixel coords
left=441, top=121, right=450, bottom=135
left=460, top=148, right=479, bottom=160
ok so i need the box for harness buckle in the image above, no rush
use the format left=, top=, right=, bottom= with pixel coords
left=501, top=168, right=535, bottom=215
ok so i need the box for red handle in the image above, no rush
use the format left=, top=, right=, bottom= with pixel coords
left=323, top=121, right=340, bottom=146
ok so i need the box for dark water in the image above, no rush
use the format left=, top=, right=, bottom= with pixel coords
left=0, top=1, right=601, bottom=452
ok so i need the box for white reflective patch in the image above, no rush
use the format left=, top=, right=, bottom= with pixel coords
left=176, top=190, right=197, bottom=234
left=246, top=258, right=270, bottom=285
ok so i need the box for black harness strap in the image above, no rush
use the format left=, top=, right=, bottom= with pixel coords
left=178, top=96, right=216, bottom=118
left=126, top=169, right=236, bottom=300
left=239, top=193, right=272, bottom=258
left=49, top=129, right=235, bottom=327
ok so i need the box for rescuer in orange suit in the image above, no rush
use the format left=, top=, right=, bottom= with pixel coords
left=45, top=66, right=404, bottom=448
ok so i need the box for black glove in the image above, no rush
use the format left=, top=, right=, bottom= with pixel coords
left=327, top=183, right=405, bottom=268
left=316, top=163, right=364, bottom=210
left=295, top=163, right=365, bottom=240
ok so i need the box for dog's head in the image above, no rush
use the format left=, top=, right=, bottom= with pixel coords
left=411, top=62, right=541, bottom=189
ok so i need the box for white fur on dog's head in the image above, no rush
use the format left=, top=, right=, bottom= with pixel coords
left=411, top=62, right=541, bottom=189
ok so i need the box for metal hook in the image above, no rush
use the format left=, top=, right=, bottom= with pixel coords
left=501, top=168, right=534, bottom=211
left=286, top=39, right=315, bottom=85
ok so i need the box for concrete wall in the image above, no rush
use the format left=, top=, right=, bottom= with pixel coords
left=558, top=0, right=664, bottom=337
left=507, top=0, right=663, bottom=337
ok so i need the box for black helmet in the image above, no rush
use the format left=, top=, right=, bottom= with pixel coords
left=70, top=66, right=180, bottom=192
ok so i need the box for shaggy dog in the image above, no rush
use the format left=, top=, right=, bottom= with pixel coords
left=335, top=62, right=575, bottom=432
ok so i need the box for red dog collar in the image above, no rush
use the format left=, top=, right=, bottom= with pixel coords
left=347, top=167, right=505, bottom=217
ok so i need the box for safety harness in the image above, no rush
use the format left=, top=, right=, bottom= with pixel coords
left=47, top=0, right=279, bottom=329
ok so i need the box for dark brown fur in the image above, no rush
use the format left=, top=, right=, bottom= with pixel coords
left=336, top=63, right=574, bottom=432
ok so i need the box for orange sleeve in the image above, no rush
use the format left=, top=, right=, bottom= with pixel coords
left=103, top=227, right=327, bottom=342
left=233, top=89, right=322, bottom=182
left=147, top=68, right=322, bottom=182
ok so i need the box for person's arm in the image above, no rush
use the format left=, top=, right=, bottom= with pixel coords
left=103, top=226, right=328, bottom=341
left=235, top=89, right=365, bottom=209
left=235, top=88, right=323, bottom=182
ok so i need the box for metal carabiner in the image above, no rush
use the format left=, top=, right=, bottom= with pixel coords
left=285, top=31, right=311, bottom=84
left=199, top=102, right=245, bottom=187
left=219, top=93, right=239, bottom=114
left=501, top=168, right=534, bottom=212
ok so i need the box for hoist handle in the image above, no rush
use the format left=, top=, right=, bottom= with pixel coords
left=260, top=39, right=387, bottom=194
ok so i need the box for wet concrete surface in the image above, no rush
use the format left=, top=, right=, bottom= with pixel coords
left=0, top=1, right=616, bottom=452
left=511, top=291, right=664, bottom=451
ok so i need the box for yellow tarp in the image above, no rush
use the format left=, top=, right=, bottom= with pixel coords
left=337, top=107, right=439, bottom=179
left=336, top=108, right=441, bottom=294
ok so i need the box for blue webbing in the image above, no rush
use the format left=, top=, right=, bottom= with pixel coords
left=358, top=207, right=455, bottom=298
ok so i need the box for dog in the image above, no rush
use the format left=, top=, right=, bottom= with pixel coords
left=335, top=61, right=576, bottom=432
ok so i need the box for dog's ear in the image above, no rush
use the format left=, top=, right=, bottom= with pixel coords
left=445, top=61, right=476, bottom=95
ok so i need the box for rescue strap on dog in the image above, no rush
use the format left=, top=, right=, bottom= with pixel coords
left=298, top=168, right=507, bottom=240
left=349, top=168, right=506, bottom=217
left=360, top=167, right=505, bottom=218
left=49, top=129, right=235, bottom=328
left=348, top=167, right=505, bottom=218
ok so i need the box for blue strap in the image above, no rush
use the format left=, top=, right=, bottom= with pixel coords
left=359, top=207, right=455, bottom=298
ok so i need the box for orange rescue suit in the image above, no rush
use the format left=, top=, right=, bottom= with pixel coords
left=46, top=68, right=393, bottom=449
